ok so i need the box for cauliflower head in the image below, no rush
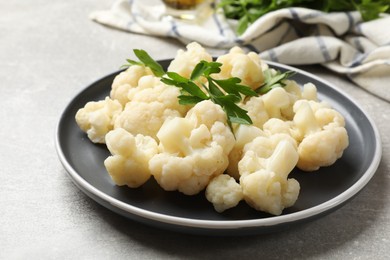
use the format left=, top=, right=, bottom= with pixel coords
left=238, top=135, right=300, bottom=215
left=110, top=65, right=154, bottom=105
left=215, top=46, right=264, bottom=89
left=75, top=97, right=122, bottom=143
left=149, top=101, right=235, bottom=195
left=206, top=174, right=244, bottom=213
left=104, top=128, right=158, bottom=188
left=293, top=100, right=349, bottom=171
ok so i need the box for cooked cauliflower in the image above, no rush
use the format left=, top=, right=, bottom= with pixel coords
left=262, top=118, right=302, bottom=142
left=239, top=136, right=300, bottom=215
left=114, top=101, right=182, bottom=141
left=168, top=42, right=213, bottom=78
left=240, top=96, right=269, bottom=128
left=293, top=100, right=349, bottom=171
left=149, top=101, right=235, bottom=195
left=110, top=65, right=154, bottom=105
left=75, top=42, right=350, bottom=215
left=301, top=82, right=318, bottom=101
left=75, top=97, right=122, bottom=143
left=206, top=174, right=244, bottom=213
left=114, top=76, right=188, bottom=140
left=262, top=87, right=292, bottom=120
left=227, top=125, right=265, bottom=179
left=104, top=128, right=158, bottom=188
left=215, top=46, right=264, bottom=89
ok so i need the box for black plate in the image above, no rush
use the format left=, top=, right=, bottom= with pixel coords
left=55, top=60, right=381, bottom=235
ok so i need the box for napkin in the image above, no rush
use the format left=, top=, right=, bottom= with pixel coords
left=90, top=0, right=390, bottom=102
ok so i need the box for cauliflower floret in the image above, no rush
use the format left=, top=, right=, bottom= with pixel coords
left=227, top=125, right=265, bottom=179
left=239, top=133, right=298, bottom=177
left=185, top=97, right=227, bottom=129
left=215, top=46, right=264, bottom=89
left=239, top=137, right=300, bottom=215
left=240, top=96, right=269, bottom=128
left=114, top=101, right=182, bottom=140
left=293, top=100, right=349, bottom=171
left=205, top=174, right=244, bottom=212
left=110, top=65, right=154, bottom=105
left=104, top=128, right=158, bottom=188
left=262, top=118, right=302, bottom=141
left=168, top=42, right=213, bottom=78
left=75, top=97, right=122, bottom=143
left=129, top=75, right=188, bottom=115
left=301, top=82, right=318, bottom=101
left=283, top=79, right=302, bottom=98
left=262, top=87, right=292, bottom=120
left=114, top=77, right=188, bottom=140
left=149, top=101, right=235, bottom=195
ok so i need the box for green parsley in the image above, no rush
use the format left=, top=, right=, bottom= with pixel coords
left=256, top=69, right=296, bottom=94
left=219, top=0, right=390, bottom=35
left=162, top=60, right=258, bottom=126
left=121, top=49, right=165, bottom=77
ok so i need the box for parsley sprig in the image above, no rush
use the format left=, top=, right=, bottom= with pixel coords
left=256, top=69, right=296, bottom=94
left=122, top=49, right=295, bottom=127
left=219, top=0, right=390, bottom=35
left=121, top=49, right=165, bottom=77
left=162, top=60, right=258, bottom=126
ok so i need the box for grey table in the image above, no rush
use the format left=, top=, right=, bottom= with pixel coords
left=1, top=1, right=389, bottom=259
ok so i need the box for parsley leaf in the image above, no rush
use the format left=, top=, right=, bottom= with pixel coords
left=121, top=49, right=165, bottom=77
left=219, top=0, right=390, bottom=35
left=162, top=60, right=258, bottom=126
left=255, top=69, right=296, bottom=94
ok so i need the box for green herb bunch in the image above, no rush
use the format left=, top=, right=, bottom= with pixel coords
left=219, top=0, right=390, bottom=35
left=122, top=49, right=295, bottom=127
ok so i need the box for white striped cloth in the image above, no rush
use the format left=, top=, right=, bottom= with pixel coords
left=90, top=0, right=390, bottom=101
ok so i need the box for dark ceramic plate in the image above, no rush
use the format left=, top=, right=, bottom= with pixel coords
left=55, top=60, right=381, bottom=235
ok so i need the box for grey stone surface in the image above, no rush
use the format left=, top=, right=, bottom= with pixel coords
left=1, top=1, right=389, bottom=259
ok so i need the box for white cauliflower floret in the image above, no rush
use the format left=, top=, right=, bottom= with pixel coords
left=114, top=76, right=188, bottom=140
left=104, top=128, right=158, bottom=188
left=129, top=75, right=188, bottom=115
left=293, top=100, right=349, bottom=171
left=263, top=118, right=293, bottom=136
left=114, top=101, right=182, bottom=140
left=262, top=118, right=302, bottom=141
left=239, top=133, right=298, bottom=177
left=185, top=97, right=227, bottom=129
left=206, top=174, right=244, bottom=213
left=261, top=82, right=319, bottom=122
left=168, top=42, right=213, bottom=78
left=215, top=46, right=264, bottom=89
left=241, top=96, right=269, bottom=128
left=262, top=87, right=292, bottom=120
left=149, top=101, right=235, bottom=195
left=227, top=125, right=265, bottom=179
left=110, top=65, right=153, bottom=105
left=301, top=82, right=318, bottom=101
left=239, top=137, right=300, bottom=215
left=75, top=97, right=122, bottom=143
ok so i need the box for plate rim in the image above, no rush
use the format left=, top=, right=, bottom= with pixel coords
left=55, top=60, right=382, bottom=231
